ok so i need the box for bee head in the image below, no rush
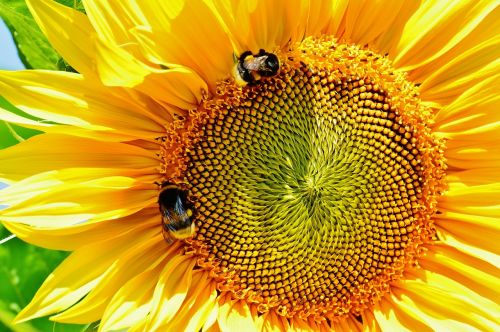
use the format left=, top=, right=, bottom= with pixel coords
left=261, top=54, right=279, bottom=77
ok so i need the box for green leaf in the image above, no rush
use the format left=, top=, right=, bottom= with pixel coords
left=0, top=1, right=59, bottom=70
left=0, top=225, right=97, bottom=332
left=0, top=1, right=85, bottom=71
left=0, top=96, right=41, bottom=149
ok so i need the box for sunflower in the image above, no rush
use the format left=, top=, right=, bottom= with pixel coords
left=1, top=0, right=499, bottom=330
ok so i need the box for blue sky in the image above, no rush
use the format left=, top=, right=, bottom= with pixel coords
left=0, top=18, right=22, bottom=190
left=0, top=18, right=25, bottom=70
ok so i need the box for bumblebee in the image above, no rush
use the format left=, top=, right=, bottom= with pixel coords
left=234, top=49, right=280, bottom=86
left=158, top=182, right=195, bottom=243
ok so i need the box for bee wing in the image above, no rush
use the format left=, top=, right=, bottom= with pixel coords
left=244, top=56, right=268, bottom=71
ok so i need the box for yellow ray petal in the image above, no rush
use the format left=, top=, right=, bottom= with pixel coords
left=217, top=297, right=258, bottom=332
left=14, top=227, right=158, bottom=323
left=132, top=0, right=233, bottom=90
left=324, top=0, right=349, bottom=36
left=372, top=297, right=431, bottom=332
left=135, top=61, right=208, bottom=109
left=340, top=0, right=420, bottom=51
left=98, top=265, right=159, bottom=332
left=394, top=0, right=498, bottom=71
left=98, top=242, right=181, bottom=331
left=258, top=310, right=290, bottom=332
left=94, top=34, right=208, bottom=109
left=1, top=168, right=153, bottom=206
left=372, top=0, right=421, bottom=56
left=50, top=234, right=168, bottom=323
left=444, top=142, right=500, bottom=170
left=433, top=74, right=500, bottom=137
left=391, top=270, right=499, bottom=331
left=435, top=211, right=499, bottom=260
left=83, top=0, right=147, bottom=49
left=92, top=35, right=152, bottom=85
left=438, top=181, right=500, bottom=216
left=331, top=315, right=363, bottom=332
left=26, top=0, right=96, bottom=77
left=420, top=243, right=500, bottom=302
left=300, top=0, right=340, bottom=38
left=360, top=309, right=382, bottom=332
left=0, top=108, right=154, bottom=142
left=144, top=255, right=196, bottom=331
left=1, top=170, right=157, bottom=227
left=0, top=134, right=158, bottom=182
left=290, top=316, right=332, bottom=332
left=410, top=5, right=500, bottom=85
left=0, top=70, right=168, bottom=140
left=161, top=271, right=218, bottom=332
left=419, top=37, right=500, bottom=106
left=1, top=208, right=158, bottom=250
left=202, top=296, right=220, bottom=332
left=446, top=168, right=500, bottom=186
left=207, top=0, right=324, bottom=63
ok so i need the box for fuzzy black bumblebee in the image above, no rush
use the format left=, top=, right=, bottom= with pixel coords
left=234, top=49, right=280, bottom=86
left=158, top=182, right=195, bottom=243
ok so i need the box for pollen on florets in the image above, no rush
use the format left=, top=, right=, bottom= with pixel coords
left=159, top=36, right=446, bottom=321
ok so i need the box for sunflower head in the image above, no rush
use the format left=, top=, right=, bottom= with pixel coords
left=0, top=0, right=498, bottom=331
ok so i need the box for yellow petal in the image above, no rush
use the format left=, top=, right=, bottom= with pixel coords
left=51, top=234, right=168, bottom=323
left=98, top=243, right=182, bottom=331
left=341, top=0, right=420, bottom=52
left=419, top=37, right=500, bottom=106
left=444, top=142, right=500, bottom=169
left=93, top=36, right=154, bottom=87
left=438, top=182, right=500, bottom=216
left=258, top=310, right=290, bottom=332
left=144, top=255, right=196, bottom=331
left=26, top=0, right=97, bottom=77
left=290, top=317, right=333, bottom=332
left=420, top=243, right=500, bottom=302
left=372, top=0, right=421, bottom=56
left=203, top=296, right=220, bottom=332
left=132, top=0, right=233, bottom=90
left=83, top=0, right=147, bottom=48
left=391, top=270, right=499, bottom=331
left=360, top=309, right=382, bottom=332
left=162, top=271, right=218, bottom=332
left=300, top=0, right=340, bottom=38
left=410, top=5, right=499, bottom=85
left=15, top=227, right=158, bottom=323
left=217, top=297, right=258, bottom=332
left=324, top=0, right=349, bottom=36
left=373, top=297, right=431, bottom=332
left=1, top=169, right=157, bottom=227
left=1, top=208, right=158, bottom=250
left=98, top=266, right=159, bottom=332
left=0, top=70, right=167, bottom=140
left=94, top=33, right=208, bottom=109
left=0, top=134, right=158, bottom=181
left=433, top=74, right=500, bottom=137
left=207, top=0, right=309, bottom=55
left=331, top=315, right=363, bottom=332
left=394, top=0, right=498, bottom=71
left=135, top=59, right=208, bottom=109
left=435, top=211, right=499, bottom=260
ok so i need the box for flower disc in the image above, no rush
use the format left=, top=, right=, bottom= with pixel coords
left=161, top=37, right=446, bottom=320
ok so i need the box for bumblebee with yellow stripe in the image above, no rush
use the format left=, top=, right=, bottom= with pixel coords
left=158, top=182, right=195, bottom=243
left=234, top=49, right=280, bottom=86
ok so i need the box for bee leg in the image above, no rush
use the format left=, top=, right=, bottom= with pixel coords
left=241, top=70, right=254, bottom=84
left=257, top=49, right=266, bottom=56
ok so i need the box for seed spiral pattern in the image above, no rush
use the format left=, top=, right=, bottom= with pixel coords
left=160, top=37, right=445, bottom=319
